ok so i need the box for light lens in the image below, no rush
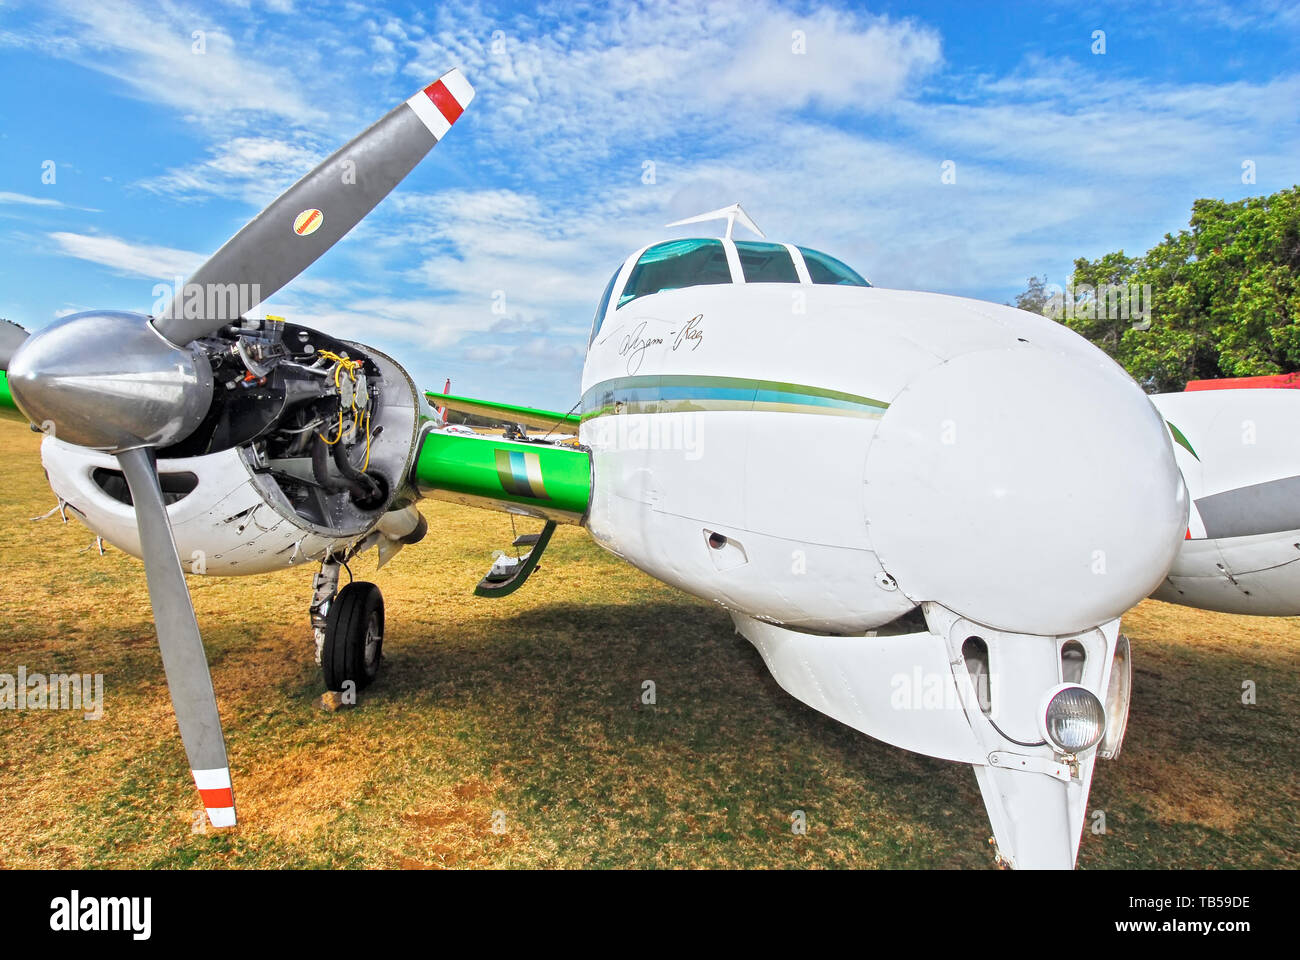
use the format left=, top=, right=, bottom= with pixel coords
left=1043, top=686, right=1106, bottom=753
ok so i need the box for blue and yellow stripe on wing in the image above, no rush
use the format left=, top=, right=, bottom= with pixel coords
left=581, top=375, right=889, bottom=421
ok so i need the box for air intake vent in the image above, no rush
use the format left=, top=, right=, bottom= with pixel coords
left=92, top=468, right=198, bottom=507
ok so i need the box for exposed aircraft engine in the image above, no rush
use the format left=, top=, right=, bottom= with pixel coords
left=161, top=315, right=423, bottom=532
left=35, top=312, right=427, bottom=575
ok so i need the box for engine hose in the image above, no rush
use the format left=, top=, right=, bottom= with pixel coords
left=312, top=432, right=367, bottom=499
left=331, top=433, right=386, bottom=506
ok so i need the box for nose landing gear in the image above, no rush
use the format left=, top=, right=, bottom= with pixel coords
left=321, top=581, right=385, bottom=692
left=311, top=559, right=385, bottom=693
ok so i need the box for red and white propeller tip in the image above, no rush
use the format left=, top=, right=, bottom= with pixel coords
left=193, top=767, right=236, bottom=828
left=406, top=68, right=475, bottom=139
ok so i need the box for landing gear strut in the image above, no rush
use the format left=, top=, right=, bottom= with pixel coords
left=311, top=559, right=385, bottom=693
left=310, top=559, right=341, bottom=666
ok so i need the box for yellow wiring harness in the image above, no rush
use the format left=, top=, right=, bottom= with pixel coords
left=314, top=350, right=373, bottom=469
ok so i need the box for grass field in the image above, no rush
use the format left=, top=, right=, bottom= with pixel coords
left=0, top=414, right=1296, bottom=869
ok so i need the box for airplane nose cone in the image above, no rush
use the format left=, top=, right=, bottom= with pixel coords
left=864, top=345, right=1187, bottom=635
left=7, top=311, right=213, bottom=452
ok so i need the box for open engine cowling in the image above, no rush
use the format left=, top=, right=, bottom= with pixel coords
left=39, top=314, right=427, bottom=575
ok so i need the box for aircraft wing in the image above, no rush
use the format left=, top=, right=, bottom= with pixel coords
left=0, top=370, right=27, bottom=422
left=429, top=391, right=580, bottom=433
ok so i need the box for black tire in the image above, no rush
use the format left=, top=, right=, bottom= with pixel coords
left=321, top=581, right=384, bottom=692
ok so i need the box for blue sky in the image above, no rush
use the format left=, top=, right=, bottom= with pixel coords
left=1, top=0, right=1297, bottom=408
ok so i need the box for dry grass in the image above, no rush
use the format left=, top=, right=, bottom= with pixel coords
left=0, top=413, right=1296, bottom=869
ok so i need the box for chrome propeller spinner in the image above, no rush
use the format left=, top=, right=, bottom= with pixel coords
left=7, top=311, right=213, bottom=453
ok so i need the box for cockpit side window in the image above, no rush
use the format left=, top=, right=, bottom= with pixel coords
left=798, top=246, right=870, bottom=286
left=735, top=241, right=799, bottom=283
left=589, top=267, right=621, bottom=345
left=617, top=239, right=731, bottom=309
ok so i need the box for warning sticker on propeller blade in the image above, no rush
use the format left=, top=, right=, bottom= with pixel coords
left=293, top=208, right=323, bottom=236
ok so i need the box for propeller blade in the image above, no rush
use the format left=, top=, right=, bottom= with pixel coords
left=117, top=446, right=235, bottom=828
left=0, top=318, right=29, bottom=370
left=153, top=68, right=474, bottom=347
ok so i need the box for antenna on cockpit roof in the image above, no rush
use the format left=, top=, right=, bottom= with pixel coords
left=665, top=202, right=765, bottom=241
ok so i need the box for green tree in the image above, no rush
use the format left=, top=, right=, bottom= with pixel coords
left=1059, top=186, right=1300, bottom=392
left=1009, top=275, right=1051, bottom=315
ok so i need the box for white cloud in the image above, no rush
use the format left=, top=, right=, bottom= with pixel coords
left=400, top=0, right=943, bottom=177
left=255, top=294, right=495, bottom=352
left=363, top=185, right=669, bottom=353
left=49, top=232, right=202, bottom=280
left=717, top=8, right=942, bottom=110
left=3, top=0, right=323, bottom=128
left=0, top=192, right=65, bottom=208
left=141, top=137, right=325, bottom=205
left=48, top=231, right=356, bottom=302
left=1126, top=0, right=1300, bottom=34
left=451, top=336, right=586, bottom=373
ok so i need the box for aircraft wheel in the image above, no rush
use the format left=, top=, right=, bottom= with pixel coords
left=321, top=581, right=384, bottom=692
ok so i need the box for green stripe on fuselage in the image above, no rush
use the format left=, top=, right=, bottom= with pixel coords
left=580, top=375, right=889, bottom=421
left=1166, top=420, right=1199, bottom=461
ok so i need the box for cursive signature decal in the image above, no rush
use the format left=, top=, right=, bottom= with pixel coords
left=671, top=314, right=704, bottom=352
left=616, top=315, right=705, bottom=374
left=618, top=321, right=664, bottom=374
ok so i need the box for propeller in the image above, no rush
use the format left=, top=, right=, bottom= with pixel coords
left=5, top=68, right=475, bottom=827
left=155, top=69, right=475, bottom=347
left=0, top=319, right=29, bottom=371
left=118, top=447, right=235, bottom=825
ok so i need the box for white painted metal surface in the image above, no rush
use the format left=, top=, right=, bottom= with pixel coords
left=41, top=439, right=359, bottom=575
left=578, top=248, right=1185, bottom=868
left=1151, top=388, right=1300, bottom=614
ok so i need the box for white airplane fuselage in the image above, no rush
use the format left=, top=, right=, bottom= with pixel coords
left=576, top=273, right=1193, bottom=868
left=579, top=281, right=1187, bottom=636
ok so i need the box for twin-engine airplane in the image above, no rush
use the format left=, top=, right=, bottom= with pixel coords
left=2, top=67, right=1297, bottom=869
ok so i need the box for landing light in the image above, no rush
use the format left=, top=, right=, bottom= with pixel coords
left=1039, top=684, right=1106, bottom=754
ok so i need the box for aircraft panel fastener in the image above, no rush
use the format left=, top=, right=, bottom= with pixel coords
left=987, top=751, right=1074, bottom=782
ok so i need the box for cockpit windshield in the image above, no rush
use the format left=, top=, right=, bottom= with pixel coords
left=798, top=247, right=869, bottom=286
left=588, top=267, right=620, bottom=346
left=597, top=238, right=871, bottom=329
left=617, top=239, right=731, bottom=308
left=735, top=241, right=799, bottom=283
